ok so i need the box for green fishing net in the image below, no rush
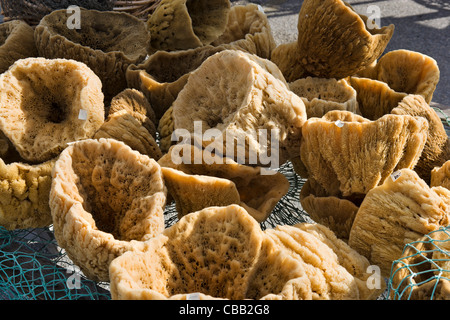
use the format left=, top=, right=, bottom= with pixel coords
left=388, top=226, right=450, bottom=300
left=0, top=109, right=448, bottom=300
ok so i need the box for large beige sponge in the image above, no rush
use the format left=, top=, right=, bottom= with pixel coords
left=358, top=49, right=440, bottom=104
left=431, top=161, right=450, bottom=190
left=109, top=205, right=313, bottom=300
left=171, top=50, right=307, bottom=166
left=300, top=110, right=428, bottom=197
left=0, top=158, right=55, bottom=230
left=158, top=144, right=290, bottom=223
left=295, top=0, right=394, bottom=79
left=348, top=169, right=450, bottom=277
left=147, top=0, right=230, bottom=51
left=49, top=139, right=167, bottom=282
left=0, top=58, right=104, bottom=163
left=0, top=20, right=37, bottom=74
left=265, top=223, right=384, bottom=300
left=35, top=8, right=150, bottom=103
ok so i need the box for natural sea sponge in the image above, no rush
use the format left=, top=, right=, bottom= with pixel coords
left=171, top=50, right=307, bottom=166
left=127, top=4, right=276, bottom=119
left=349, top=77, right=450, bottom=182
left=35, top=8, right=150, bottom=103
left=295, top=0, right=394, bottom=79
left=300, top=110, right=428, bottom=197
left=300, top=178, right=360, bottom=241
left=49, top=138, right=167, bottom=281
left=0, top=58, right=104, bottom=163
left=348, top=169, right=450, bottom=277
left=289, top=77, right=359, bottom=119
left=0, top=20, right=37, bottom=74
left=158, top=144, right=290, bottom=223
left=390, top=227, right=450, bottom=300
left=0, top=158, right=55, bottom=230
left=147, top=0, right=230, bottom=52
left=431, top=161, right=450, bottom=190
left=108, top=89, right=157, bottom=139
left=270, top=41, right=307, bottom=83
left=265, top=223, right=384, bottom=300
left=161, top=167, right=240, bottom=219
left=357, top=49, right=440, bottom=104
left=93, top=110, right=162, bottom=161
left=109, top=205, right=312, bottom=300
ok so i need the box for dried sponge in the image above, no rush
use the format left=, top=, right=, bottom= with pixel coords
left=0, top=158, right=55, bottom=230
left=295, top=0, right=394, bottom=78
left=148, top=0, right=230, bottom=51
left=350, top=77, right=450, bottom=183
left=158, top=144, right=289, bottom=223
left=107, top=89, right=157, bottom=139
left=49, top=138, right=167, bottom=281
left=431, top=161, right=450, bottom=190
left=265, top=223, right=384, bottom=300
left=270, top=41, right=307, bottom=83
left=171, top=50, right=307, bottom=165
left=289, top=77, right=359, bottom=119
left=0, top=20, right=37, bottom=74
left=358, top=49, right=440, bottom=104
left=109, top=205, right=311, bottom=300
left=300, top=110, right=428, bottom=197
left=300, top=178, right=360, bottom=241
left=348, top=169, right=450, bottom=277
left=93, top=110, right=162, bottom=161
left=35, top=8, right=150, bottom=103
left=161, top=166, right=241, bottom=219
left=0, top=58, right=104, bottom=163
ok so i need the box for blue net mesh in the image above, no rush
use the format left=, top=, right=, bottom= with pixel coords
left=0, top=108, right=448, bottom=300
left=388, top=226, right=450, bottom=300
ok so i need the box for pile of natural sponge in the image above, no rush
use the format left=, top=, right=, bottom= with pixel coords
left=0, top=0, right=448, bottom=301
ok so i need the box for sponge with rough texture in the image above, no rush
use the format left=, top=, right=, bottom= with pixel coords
left=0, top=20, right=37, bottom=74
left=300, top=110, right=428, bottom=197
left=147, top=0, right=230, bottom=51
left=35, top=8, right=149, bottom=103
left=348, top=168, right=450, bottom=276
left=171, top=50, right=307, bottom=165
left=0, top=57, right=104, bottom=163
left=49, top=138, right=167, bottom=282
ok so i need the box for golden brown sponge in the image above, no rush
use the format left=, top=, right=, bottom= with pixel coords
left=0, top=20, right=37, bottom=74
left=289, top=77, right=359, bottom=119
left=49, top=138, right=167, bottom=282
left=147, top=0, right=230, bottom=51
left=295, top=0, right=394, bottom=79
left=300, top=110, right=428, bottom=197
left=171, top=50, right=307, bottom=166
left=349, top=77, right=450, bottom=183
left=127, top=4, right=276, bottom=120
left=265, top=223, right=385, bottom=299
left=93, top=110, right=163, bottom=161
left=35, top=8, right=150, bottom=103
left=109, top=205, right=306, bottom=300
left=0, top=158, right=55, bottom=230
left=348, top=169, right=450, bottom=277
left=158, top=144, right=290, bottom=223
left=300, top=178, right=361, bottom=241
left=0, top=58, right=104, bottom=163
left=357, top=49, right=440, bottom=104
left=431, top=161, right=450, bottom=190
left=161, top=167, right=241, bottom=219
